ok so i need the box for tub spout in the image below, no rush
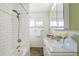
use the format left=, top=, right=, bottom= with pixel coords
left=16, top=45, right=20, bottom=49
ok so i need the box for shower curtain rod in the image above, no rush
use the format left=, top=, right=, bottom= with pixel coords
left=19, top=3, right=31, bottom=18
left=0, top=4, right=30, bottom=17
left=19, top=3, right=28, bottom=14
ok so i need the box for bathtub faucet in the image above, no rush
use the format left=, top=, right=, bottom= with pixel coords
left=16, top=45, right=20, bottom=49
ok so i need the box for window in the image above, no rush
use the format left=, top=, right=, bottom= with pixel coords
left=36, top=21, right=43, bottom=27
left=59, top=21, right=64, bottom=27
left=50, top=21, right=57, bottom=27
left=30, top=20, right=35, bottom=27
left=50, top=20, right=64, bottom=28
left=29, top=20, right=43, bottom=27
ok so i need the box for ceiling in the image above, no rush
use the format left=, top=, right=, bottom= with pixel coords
left=29, top=3, right=53, bottom=13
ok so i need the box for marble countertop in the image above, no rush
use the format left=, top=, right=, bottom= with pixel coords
left=43, top=37, right=77, bottom=53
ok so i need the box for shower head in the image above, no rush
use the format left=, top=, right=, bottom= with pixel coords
left=13, top=10, right=18, bottom=13
left=12, top=10, right=20, bottom=15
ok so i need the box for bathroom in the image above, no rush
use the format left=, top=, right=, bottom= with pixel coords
left=0, top=3, right=79, bottom=56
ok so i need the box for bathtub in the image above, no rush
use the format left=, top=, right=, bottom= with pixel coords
left=8, top=48, right=30, bottom=56
left=18, top=48, right=30, bottom=56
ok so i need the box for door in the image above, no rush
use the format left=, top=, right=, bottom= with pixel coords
left=29, top=19, right=44, bottom=47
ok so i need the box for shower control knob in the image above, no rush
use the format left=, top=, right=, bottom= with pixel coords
left=17, top=39, right=22, bottom=43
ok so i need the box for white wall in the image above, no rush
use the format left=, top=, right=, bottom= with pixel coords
left=0, top=3, right=30, bottom=56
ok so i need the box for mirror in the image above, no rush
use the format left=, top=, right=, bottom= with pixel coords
left=49, top=3, right=64, bottom=32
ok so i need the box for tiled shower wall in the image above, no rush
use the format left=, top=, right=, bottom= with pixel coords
left=0, top=3, right=30, bottom=56
left=0, top=3, right=13, bottom=55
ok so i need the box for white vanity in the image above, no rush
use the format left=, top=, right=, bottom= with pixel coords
left=43, top=37, right=77, bottom=56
